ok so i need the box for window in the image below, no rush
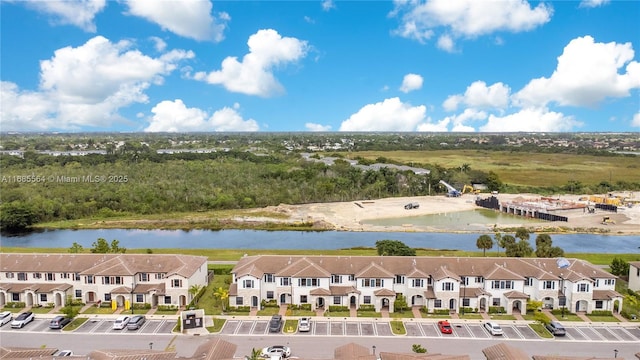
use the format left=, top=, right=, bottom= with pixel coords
left=139, top=273, right=148, bottom=282
left=442, top=282, right=454, bottom=291
left=74, top=273, right=80, bottom=281
left=362, top=279, right=383, bottom=287
left=105, top=294, right=111, bottom=301
left=164, top=296, right=171, bottom=304
left=434, top=300, right=442, bottom=308
left=333, top=296, right=341, bottom=305
left=136, top=294, right=144, bottom=302
left=412, top=279, right=424, bottom=288
left=46, top=273, right=54, bottom=281
left=299, top=278, right=319, bottom=287
left=61, top=273, right=69, bottom=279
left=236, top=297, right=243, bottom=306
left=577, top=283, right=589, bottom=292
left=86, top=275, right=94, bottom=284
left=156, top=273, right=166, bottom=279
left=40, top=294, right=47, bottom=302
left=75, top=290, right=82, bottom=298
left=266, top=291, right=274, bottom=299
left=463, top=298, right=470, bottom=307
left=595, top=300, right=603, bottom=309
left=280, top=277, right=290, bottom=286
left=172, top=279, right=182, bottom=288
left=5, top=272, right=14, bottom=279
left=364, top=296, right=371, bottom=304
left=525, top=277, right=533, bottom=286
left=559, top=296, right=566, bottom=307
left=395, top=275, right=405, bottom=284
left=348, top=274, right=355, bottom=281
left=475, top=276, right=484, bottom=283
left=605, top=279, right=615, bottom=286
left=543, top=281, right=555, bottom=290
left=492, top=298, right=501, bottom=306
left=103, top=276, right=111, bottom=285
left=243, top=279, right=254, bottom=289
left=300, top=295, right=308, bottom=303
left=17, top=272, right=27, bottom=281
left=12, top=293, right=19, bottom=301
left=331, top=275, right=342, bottom=284
left=264, top=274, right=274, bottom=283
left=33, top=273, right=42, bottom=279
left=461, top=276, right=468, bottom=286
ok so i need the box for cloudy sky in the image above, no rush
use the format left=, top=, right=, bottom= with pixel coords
left=1, top=0, right=639, bottom=133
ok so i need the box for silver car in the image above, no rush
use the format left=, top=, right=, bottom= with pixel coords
left=11, top=311, right=34, bottom=328
left=298, top=317, right=311, bottom=332
left=0, top=311, right=12, bottom=327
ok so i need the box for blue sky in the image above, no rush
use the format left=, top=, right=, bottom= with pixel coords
left=1, top=0, right=639, bottom=133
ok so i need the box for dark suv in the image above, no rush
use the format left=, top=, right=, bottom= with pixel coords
left=268, top=314, right=282, bottom=333
left=49, top=316, right=71, bottom=329
left=545, top=321, right=566, bottom=336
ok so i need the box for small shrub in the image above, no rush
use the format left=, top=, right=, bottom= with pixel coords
left=412, top=344, right=427, bottom=353
left=261, top=299, right=278, bottom=308
left=358, top=305, right=375, bottom=312
left=329, top=306, right=349, bottom=312
left=488, top=306, right=506, bottom=314
left=4, top=302, right=26, bottom=308
left=590, top=310, right=613, bottom=316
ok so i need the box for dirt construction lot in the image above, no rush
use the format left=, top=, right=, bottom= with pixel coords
left=265, top=192, right=640, bottom=235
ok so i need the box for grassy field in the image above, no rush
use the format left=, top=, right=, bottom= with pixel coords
left=352, top=150, right=640, bottom=187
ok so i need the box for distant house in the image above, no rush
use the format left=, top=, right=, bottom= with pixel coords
left=629, top=261, right=640, bottom=292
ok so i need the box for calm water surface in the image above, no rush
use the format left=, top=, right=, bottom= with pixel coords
left=1, top=229, right=639, bottom=253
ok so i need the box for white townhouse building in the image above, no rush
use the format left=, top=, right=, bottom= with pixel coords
left=229, top=255, right=622, bottom=315
left=0, top=254, right=208, bottom=309
left=629, top=261, right=640, bottom=292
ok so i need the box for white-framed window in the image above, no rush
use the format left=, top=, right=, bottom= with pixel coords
left=136, top=294, right=144, bottom=302
left=475, top=276, right=484, bottom=283
left=461, top=276, right=468, bottom=286
left=434, top=300, right=442, bottom=308
left=155, top=273, right=166, bottom=279
left=40, top=294, right=47, bottom=302
left=348, top=274, right=355, bottom=281
left=266, top=291, right=274, bottom=299
left=61, top=273, right=69, bottom=279
left=45, top=272, right=54, bottom=281
left=17, top=272, right=27, bottom=281
left=493, top=298, right=501, bottom=306
left=164, top=296, right=171, bottom=304
left=5, top=272, right=14, bottom=279
left=395, top=275, right=405, bottom=284
left=577, top=283, right=589, bottom=292
left=298, top=278, right=319, bottom=287
left=74, top=273, right=80, bottom=281
left=331, top=275, right=342, bottom=284
left=412, top=279, right=424, bottom=288
left=543, top=281, right=555, bottom=290
left=442, top=282, right=454, bottom=291
left=236, top=297, right=243, bottom=306
left=139, top=273, right=148, bottom=282
left=86, top=275, right=94, bottom=284
left=75, top=289, right=82, bottom=298
left=300, top=295, right=308, bottom=303
left=172, top=279, right=182, bottom=288
left=362, top=279, right=383, bottom=287
left=264, top=274, right=274, bottom=283
left=525, top=277, right=533, bottom=286
left=12, top=293, right=19, bottom=301
left=280, top=277, right=290, bottom=286
left=605, top=279, right=615, bottom=286
left=105, top=294, right=111, bottom=301
left=33, top=273, right=42, bottom=279
left=363, top=296, right=371, bottom=304
left=333, top=296, right=341, bottom=305
left=243, top=279, right=254, bottom=289
left=462, top=298, right=470, bottom=307
left=595, top=300, right=603, bottom=309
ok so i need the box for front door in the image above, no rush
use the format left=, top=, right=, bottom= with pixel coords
left=449, top=298, right=456, bottom=310
left=280, top=294, right=286, bottom=304
left=252, top=296, right=258, bottom=307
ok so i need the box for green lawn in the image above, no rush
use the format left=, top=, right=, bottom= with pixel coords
left=81, top=306, right=115, bottom=315
left=458, top=313, right=483, bottom=320
left=529, top=323, right=553, bottom=338
left=256, top=308, right=280, bottom=316
left=63, top=317, right=88, bottom=331
left=388, top=311, right=415, bottom=319
left=207, top=317, right=226, bottom=333
left=585, top=315, right=620, bottom=322
left=390, top=320, right=406, bottom=335
left=356, top=311, right=382, bottom=318
left=286, top=309, right=316, bottom=317
left=325, top=311, right=351, bottom=318
left=30, top=307, right=55, bottom=314
left=487, top=314, right=517, bottom=321
left=283, top=320, right=298, bottom=333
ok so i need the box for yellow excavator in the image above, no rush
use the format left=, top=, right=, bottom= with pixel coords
left=602, top=216, right=616, bottom=225
left=462, top=185, right=480, bottom=194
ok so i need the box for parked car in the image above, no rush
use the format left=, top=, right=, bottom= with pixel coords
left=261, top=345, right=291, bottom=358
left=268, top=315, right=282, bottom=333
left=54, top=350, right=74, bottom=357
left=545, top=320, right=566, bottom=336
left=112, top=316, right=130, bottom=330
left=49, top=316, right=71, bottom=329
left=484, top=321, right=503, bottom=336
left=127, top=315, right=146, bottom=330
left=298, top=317, right=311, bottom=332
left=0, top=311, right=12, bottom=327
left=10, top=311, right=34, bottom=328
left=437, top=320, right=453, bottom=334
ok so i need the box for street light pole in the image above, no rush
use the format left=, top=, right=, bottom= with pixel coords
left=461, top=276, right=466, bottom=316
left=131, top=281, right=134, bottom=315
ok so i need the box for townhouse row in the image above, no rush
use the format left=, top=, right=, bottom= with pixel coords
left=0, top=254, right=209, bottom=309
left=230, top=255, right=623, bottom=315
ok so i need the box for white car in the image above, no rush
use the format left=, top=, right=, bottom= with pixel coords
left=298, top=317, right=311, bottom=332
left=112, top=316, right=130, bottom=330
left=261, top=345, right=291, bottom=358
left=55, top=350, right=74, bottom=357
left=484, top=321, right=503, bottom=336
left=10, top=311, right=34, bottom=328
left=0, top=311, right=12, bottom=326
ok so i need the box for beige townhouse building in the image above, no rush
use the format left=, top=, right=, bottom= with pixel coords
left=229, top=255, right=622, bottom=315
left=0, top=254, right=208, bottom=310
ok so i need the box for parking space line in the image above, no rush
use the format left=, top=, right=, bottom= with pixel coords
left=154, top=320, right=166, bottom=334
left=464, top=324, right=475, bottom=338
left=511, top=326, right=525, bottom=340
left=594, top=326, right=622, bottom=341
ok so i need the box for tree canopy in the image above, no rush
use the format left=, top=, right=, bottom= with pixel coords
left=90, top=238, right=126, bottom=253
left=476, top=235, right=493, bottom=256
left=375, top=240, right=416, bottom=256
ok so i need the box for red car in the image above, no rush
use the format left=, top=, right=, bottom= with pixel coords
left=437, top=320, right=453, bottom=334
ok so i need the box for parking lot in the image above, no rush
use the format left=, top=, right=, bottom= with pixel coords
left=220, top=319, right=640, bottom=343
left=0, top=318, right=177, bottom=335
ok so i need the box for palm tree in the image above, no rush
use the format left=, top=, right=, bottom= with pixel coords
left=189, top=284, right=203, bottom=305
left=213, top=287, right=229, bottom=312
left=476, top=235, right=493, bottom=256
left=245, top=348, right=262, bottom=360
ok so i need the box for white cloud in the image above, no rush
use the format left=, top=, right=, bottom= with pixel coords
left=399, top=73, right=423, bottom=93
left=632, top=112, right=640, bottom=127
left=150, top=36, right=167, bottom=52
left=145, top=99, right=259, bottom=132
left=1, top=36, right=193, bottom=131
left=443, top=81, right=510, bottom=111
left=124, top=0, right=229, bottom=42
left=305, top=123, right=332, bottom=131
left=437, top=34, right=455, bottom=52
left=339, top=97, right=427, bottom=131
left=480, top=107, right=581, bottom=132
left=514, top=36, right=640, bottom=107
left=193, top=29, right=309, bottom=97
left=579, top=0, right=610, bottom=8
left=391, top=0, right=552, bottom=47
left=21, top=0, right=106, bottom=32
left=322, top=0, right=336, bottom=11
left=416, top=118, right=450, bottom=132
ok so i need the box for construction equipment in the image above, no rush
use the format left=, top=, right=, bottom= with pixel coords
left=462, top=185, right=480, bottom=194
left=439, top=180, right=461, bottom=197
left=404, top=202, right=419, bottom=210
left=602, top=216, right=616, bottom=225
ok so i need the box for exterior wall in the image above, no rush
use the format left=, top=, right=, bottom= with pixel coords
left=629, top=264, right=640, bottom=292
left=234, top=275, right=260, bottom=307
